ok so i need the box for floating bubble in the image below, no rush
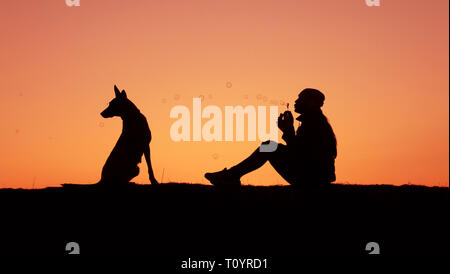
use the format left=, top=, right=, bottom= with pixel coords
left=161, top=98, right=167, bottom=104
left=226, top=81, right=232, bottom=88
left=256, top=94, right=263, bottom=100
left=212, top=153, right=219, bottom=160
left=19, top=92, right=23, bottom=97
left=263, top=96, right=268, bottom=102
left=174, top=94, right=180, bottom=101
left=15, top=129, right=20, bottom=134
left=243, top=94, right=249, bottom=99
left=208, top=94, right=213, bottom=99
left=99, top=122, right=104, bottom=127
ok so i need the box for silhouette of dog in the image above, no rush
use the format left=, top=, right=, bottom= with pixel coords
left=98, top=85, right=158, bottom=185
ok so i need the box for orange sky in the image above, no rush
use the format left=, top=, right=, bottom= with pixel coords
left=0, top=0, right=448, bottom=188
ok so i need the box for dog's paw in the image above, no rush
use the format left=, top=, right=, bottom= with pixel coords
left=150, top=178, right=159, bottom=185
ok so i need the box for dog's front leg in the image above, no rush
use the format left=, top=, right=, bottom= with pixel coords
left=144, top=143, right=159, bottom=185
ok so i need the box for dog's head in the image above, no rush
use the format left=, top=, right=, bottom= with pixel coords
left=101, top=85, right=129, bottom=118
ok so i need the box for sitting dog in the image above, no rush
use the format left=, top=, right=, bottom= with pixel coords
left=98, top=85, right=158, bottom=185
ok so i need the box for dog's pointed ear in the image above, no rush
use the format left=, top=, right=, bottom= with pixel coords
left=121, top=89, right=127, bottom=98
left=114, top=85, right=121, bottom=98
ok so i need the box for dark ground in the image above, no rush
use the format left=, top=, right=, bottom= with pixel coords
left=0, top=183, right=448, bottom=260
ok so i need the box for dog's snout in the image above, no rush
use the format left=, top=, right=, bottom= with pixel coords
left=101, top=109, right=112, bottom=118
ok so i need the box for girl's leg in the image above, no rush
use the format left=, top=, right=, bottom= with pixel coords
left=205, top=141, right=287, bottom=186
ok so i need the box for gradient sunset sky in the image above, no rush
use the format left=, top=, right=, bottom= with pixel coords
left=0, top=0, right=448, bottom=188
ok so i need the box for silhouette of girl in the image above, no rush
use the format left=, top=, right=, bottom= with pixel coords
left=205, top=88, right=337, bottom=187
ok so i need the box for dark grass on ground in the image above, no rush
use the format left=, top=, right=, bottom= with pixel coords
left=0, top=183, right=448, bottom=256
